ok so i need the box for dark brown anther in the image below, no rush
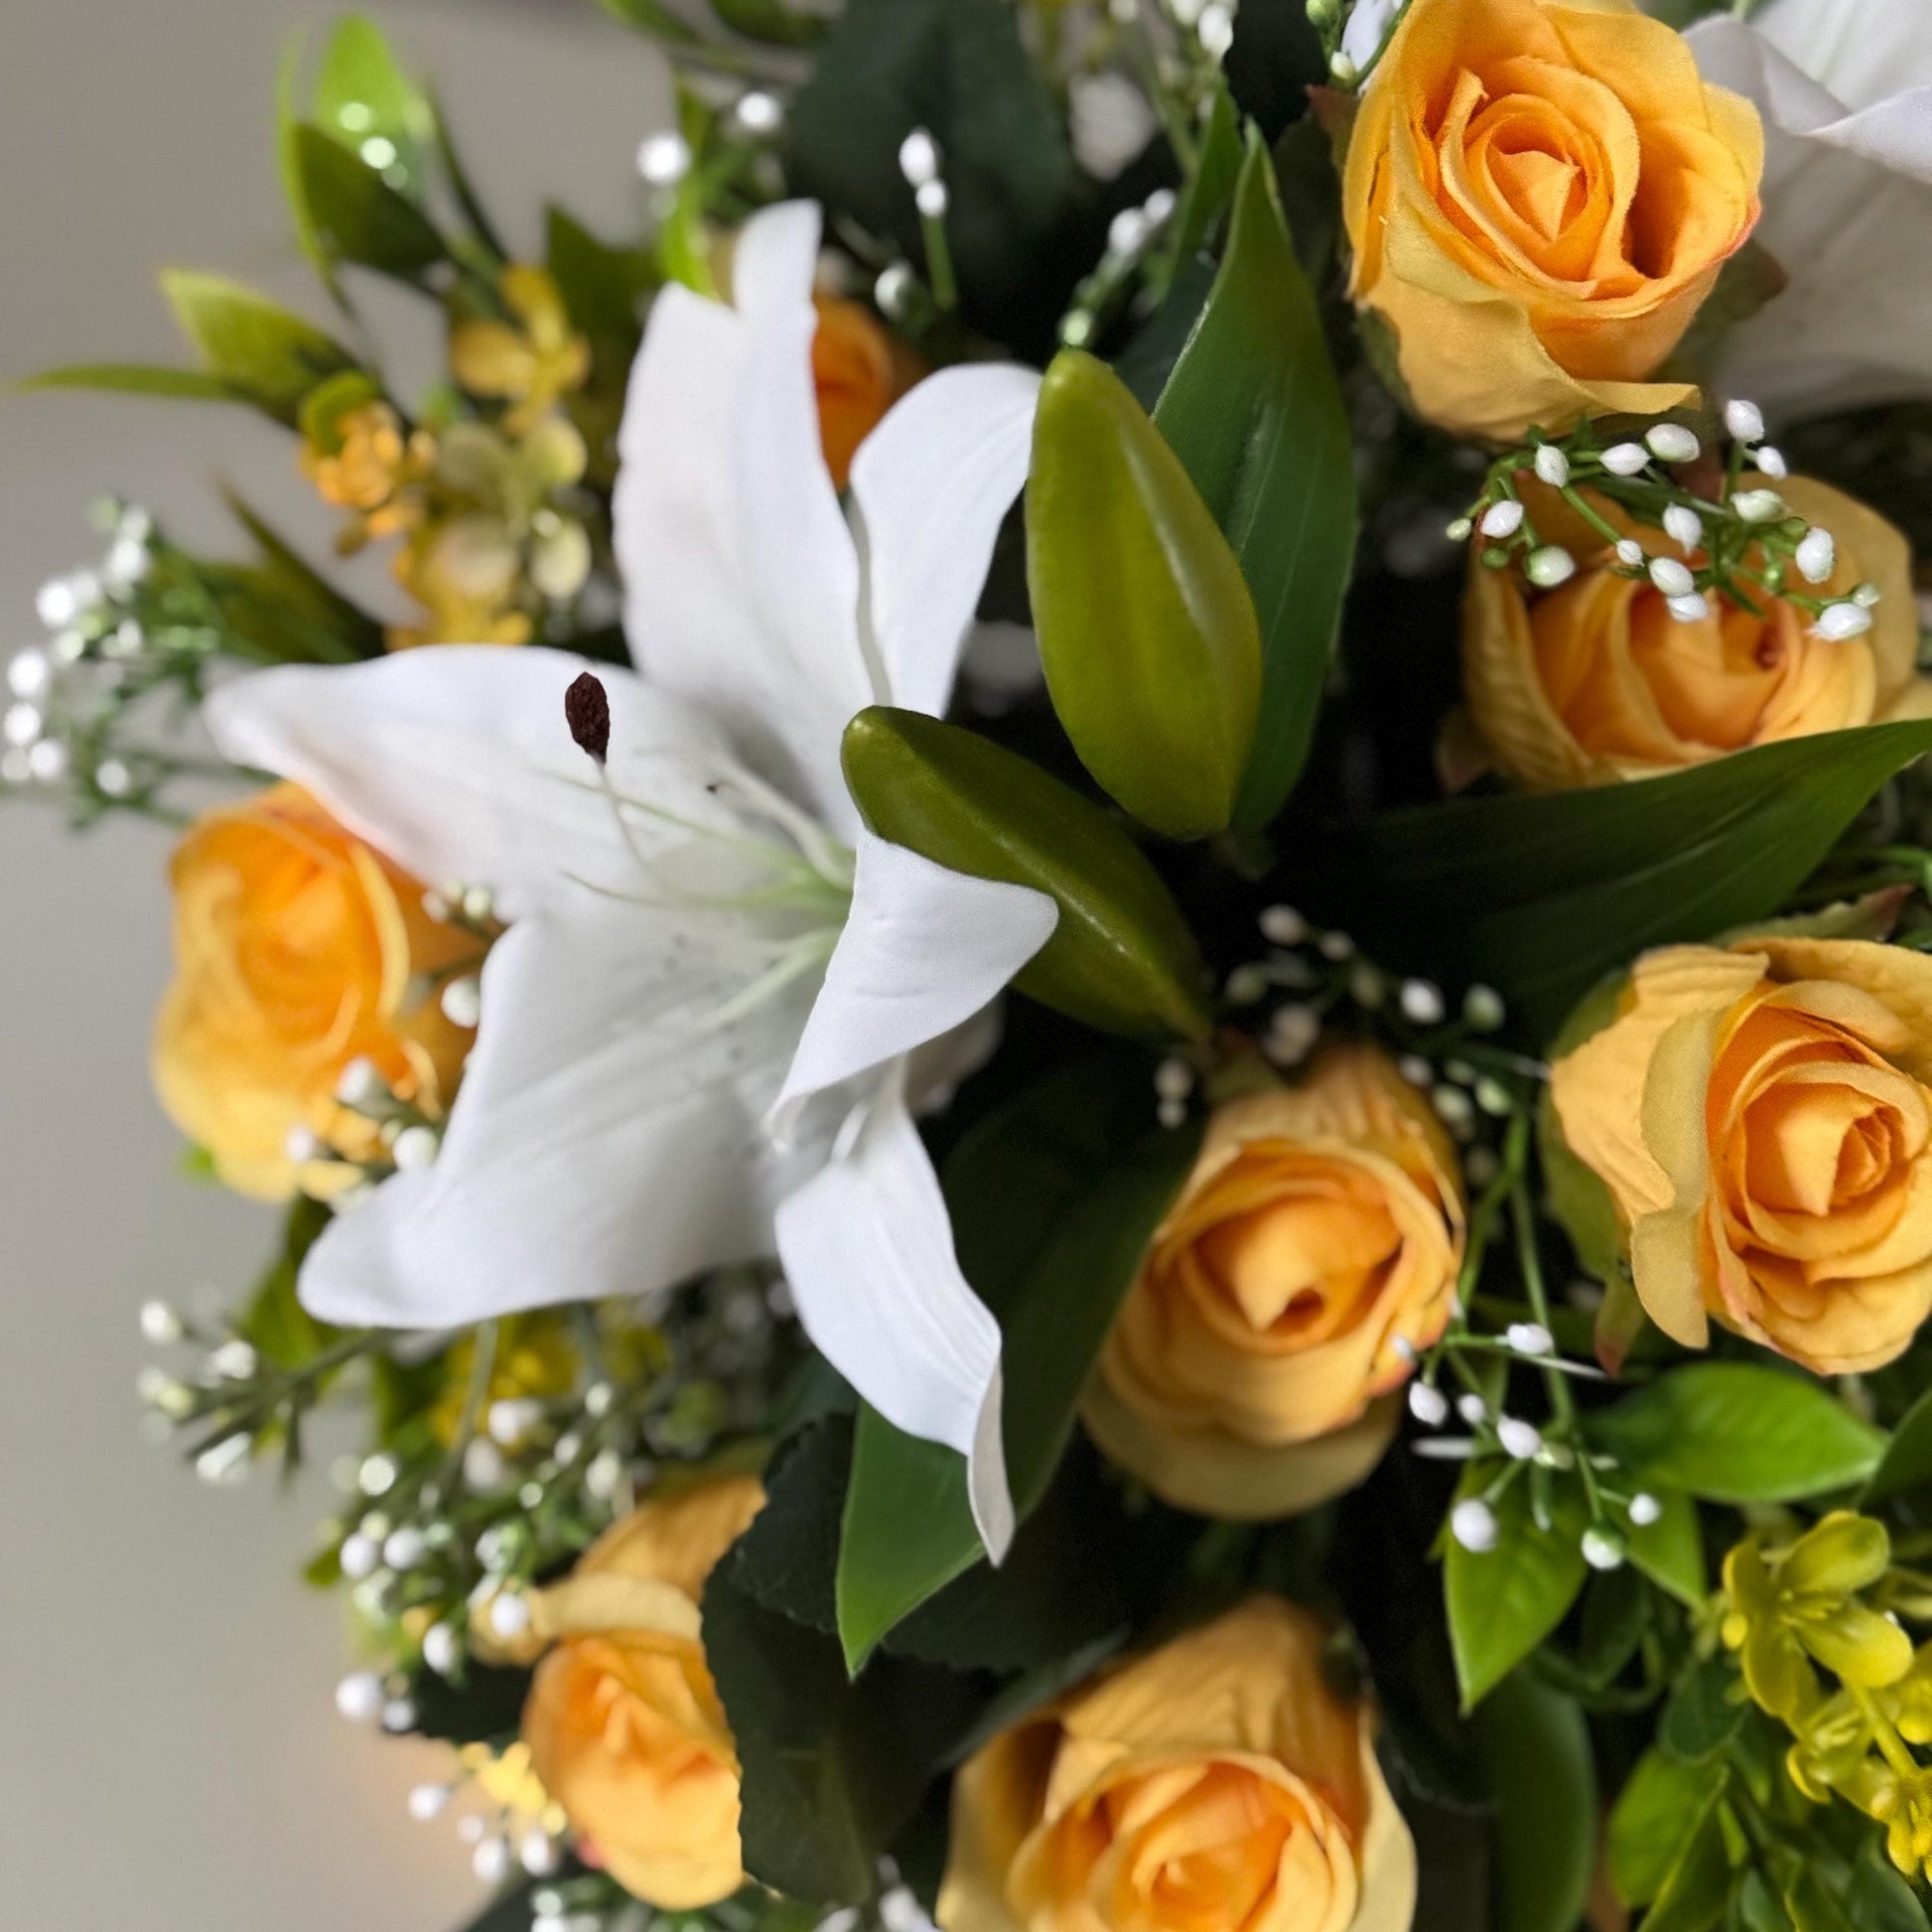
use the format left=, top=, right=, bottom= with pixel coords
left=564, top=671, right=611, bottom=764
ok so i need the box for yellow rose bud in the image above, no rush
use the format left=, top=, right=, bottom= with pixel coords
left=1551, top=935, right=1932, bottom=1373
left=939, top=1597, right=1416, bottom=1932
left=1464, top=477, right=1927, bottom=789
left=811, top=295, right=922, bottom=492
left=521, top=1475, right=765, bottom=1911
left=1341, top=0, right=1764, bottom=442
left=1087, top=1045, right=1465, bottom=1518
left=153, top=782, right=475, bottom=1200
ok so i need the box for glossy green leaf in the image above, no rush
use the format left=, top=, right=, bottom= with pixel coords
left=289, top=124, right=449, bottom=279
left=841, top=708, right=1212, bottom=1043
left=1030, top=348, right=1261, bottom=839
left=313, top=15, right=433, bottom=195
left=1589, top=1365, right=1887, bottom=1505
left=1863, top=1384, right=1932, bottom=1508
left=1537, top=970, right=1629, bottom=1294
left=158, top=272, right=358, bottom=425
left=837, top=1065, right=1201, bottom=1670
left=1626, top=1486, right=1707, bottom=1607
left=18, top=364, right=255, bottom=406
left=1155, top=131, right=1356, bottom=831
left=1334, top=719, right=1932, bottom=1042
left=1445, top=1466, right=1588, bottom=1710
left=1472, top=1673, right=1596, bottom=1932
left=1608, top=1748, right=1726, bottom=1907
left=1169, top=84, right=1243, bottom=267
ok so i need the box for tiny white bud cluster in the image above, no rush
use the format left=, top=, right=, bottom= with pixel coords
left=1724, top=399, right=1765, bottom=445
left=1478, top=499, right=1524, bottom=539
left=1451, top=1498, right=1499, bottom=1553
left=1795, top=527, right=1837, bottom=585
left=1600, top=443, right=1649, bottom=478
left=1662, top=504, right=1704, bottom=554
left=1645, top=423, right=1700, bottom=464
left=1532, top=445, right=1571, bottom=488
left=1814, top=601, right=1873, bottom=640
left=1525, top=546, right=1576, bottom=589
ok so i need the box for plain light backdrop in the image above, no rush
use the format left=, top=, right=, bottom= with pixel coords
left=0, top=4, right=667, bottom=1926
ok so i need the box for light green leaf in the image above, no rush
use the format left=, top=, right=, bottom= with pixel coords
left=289, top=124, right=449, bottom=279
left=1537, top=969, right=1629, bottom=1296
left=707, top=0, right=827, bottom=44
left=1029, top=347, right=1262, bottom=840
left=841, top=708, right=1212, bottom=1043
left=1642, top=1800, right=1732, bottom=1932
left=837, top=1073, right=1201, bottom=1671
left=1608, top=1748, right=1725, bottom=1908
left=159, top=271, right=358, bottom=424
left=1334, top=719, right=1932, bottom=1042
left=313, top=15, right=434, bottom=196
left=590, top=0, right=701, bottom=39
left=1472, top=1672, right=1597, bottom=1932
left=1445, top=1467, right=1588, bottom=1710
left=1625, top=1486, right=1707, bottom=1607
left=18, top=364, right=254, bottom=405
left=1155, top=130, right=1356, bottom=832
left=1589, top=1365, right=1887, bottom=1505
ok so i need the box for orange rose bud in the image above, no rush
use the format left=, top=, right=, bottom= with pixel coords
left=939, top=1597, right=1416, bottom=1932
left=521, top=1476, right=765, bottom=1911
left=1551, top=935, right=1932, bottom=1375
left=1342, top=0, right=1764, bottom=442
left=1463, top=476, right=1929, bottom=788
left=1086, top=1044, right=1465, bottom=1518
left=812, top=295, right=921, bottom=490
left=153, top=782, right=475, bottom=1200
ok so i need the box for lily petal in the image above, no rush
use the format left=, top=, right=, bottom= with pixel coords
left=297, top=895, right=828, bottom=1327
left=850, top=362, right=1042, bottom=719
left=774, top=1074, right=1016, bottom=1561
left=616, top=202, right=872, bottom=833
left=206, top=647, right=736, bottom=922
left=776, top=829, right=1059, bottom=1124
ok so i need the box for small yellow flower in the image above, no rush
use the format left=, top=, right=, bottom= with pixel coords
left=302, top=398, right=435, bottom=547
left=1722, top=1514, right=1912, bottom=1724
left=429, top=1312, right=581, bottom=1447
left=451, top=265, right=592, bottom=436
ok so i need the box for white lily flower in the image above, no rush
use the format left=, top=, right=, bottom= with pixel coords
left=206, top=203, right=1048, bottom=1557
left=1690, top=1, right=1932, bottom=419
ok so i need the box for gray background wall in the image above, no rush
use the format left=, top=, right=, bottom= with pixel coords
left=0, top=5, right=667, bottom=1926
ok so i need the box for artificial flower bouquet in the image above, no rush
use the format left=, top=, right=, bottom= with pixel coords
left=22, top=0, right=1932, bottom=1927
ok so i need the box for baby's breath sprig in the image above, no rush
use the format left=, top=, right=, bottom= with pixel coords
left=1449, top=405, right=1880, bottom=641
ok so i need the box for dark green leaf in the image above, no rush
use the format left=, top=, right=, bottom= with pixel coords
left=1169, top=85, right=1243, bottom=267
left=1627, top=1487, right=1707, bottom=1607
left=841, top=708, right=1212, bottom=1042
left=221, top=489, right=385, bottom=659
left=786, top=0, right=1086, bottom=358
left=291, top=124, right=449, bottom=278
left=546, top=207, right=654, bottom=344
left=708, top=0, right=827, bottom=44
left=1783, top=1863, right=1863, bottom=1932
left=728, top=1417, right=847, bottom=1633
left=1445, top=1466, right=1588, bottom=1710
left=1644, top=1802, right=1732, bottom=1932
left=590, top=0, right=700, bottom=39
left=1155, top=131, right=1356, bottom=832
left=1030, top=348, right=1262, bottom=840
left=703, top=1555, right=979, bottom=1905
left=1472, top=1672, right=1596, bottom=1932
left=1608, top=1748, right=1726, bottom=1907
left=837, top=1106, right=1201, bottom=1669
left=1537, top=971, right=1629, bottom=1294
left=1864, top=1384, right=1932, bottom=1508
left=1842, top=1853, right=1929, bottom=1932
left=1221, top=0, right=1325, bottom=140
left=18, top=364, right=256, bottom=406
left=405, top=1660, right=531, bottom=1749
left=1590, top=1365, right=1887, bottom=1505
left=160, top=270, right=358, bottom=423
left=1660, top=1654, right=1747, bottom=1764
left=1332, top=720, right=1932, bottom=1043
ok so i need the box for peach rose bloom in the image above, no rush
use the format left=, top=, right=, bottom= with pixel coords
left=939, top=1597, right=1416, bottom=1932
left=153, top=781, right=474, bottom=1199
left=1342, top=0, right=1763, bottom=441
left=1551, top=935, right=1932, bottom=1374
left=522, top=1476, right=765, bottom=1911
left=812, top=296, right=922, bottom=490
left=1087, top=1045, right=1464, bottom=1518
left=1464, top=477, right=1928, bottom=789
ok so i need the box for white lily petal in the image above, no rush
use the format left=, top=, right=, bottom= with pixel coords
left=297, top=896, right=829, bottom=1328
left=849, top=363, right=1041, bottom=719
left=616, top=202, right=872, bottom=833
left=206, top=648, right=736, bottom=921
left=1692, top=14, right=1932, bottom=417
left=774, top=1077, right=1014, bottom=1560
left=776, top=830, right=1058, bottom=1123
